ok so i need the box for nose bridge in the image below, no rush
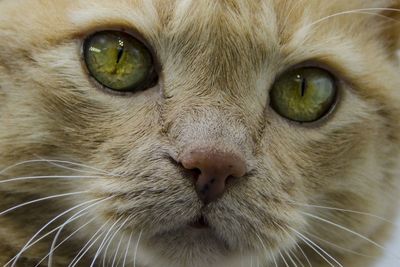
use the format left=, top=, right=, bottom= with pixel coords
left=172, top=104, right=250, bottom=204
left=174, top=104, right=250, bottom=153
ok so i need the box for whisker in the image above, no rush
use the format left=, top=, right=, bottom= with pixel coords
left=301, top=7, right=400, bottom=31
left=8, top=196, right=111, bottom=267
left=48, top=197, right=112, bottom=266
left=47, top=211, right=90, bottom=267
left=0, top=158, right=118, bottom=177
left=68, top=219, right=112, bottom=267
left=134, top=230, right=143, bottom=267
left=8, top=210, right=89, bottom=267
left=122, top=231, right=133, bottom=267
left=255, top=233, right=274, bottom=267
left=285, top=250, right=298, bottom=267
left=90, top=216, right=128, bottom=267
left=0, top=175, right=102, bottom=184
left=6, top=210, right=88, bottom=267
left=0, top=191, right=88, bottom=217
left=304, top=230, right=375, bottom=259
left=102, top=218, right=130, bottom=267
left=288, top=226, right=342, bottom=267
left=280, top=226, right=311, bottom=267
left=111, top=234, right=124, bottom=267
left=295, top=242, right=312, bottom=267
left=292, top=233, right=335, bottom=267
left=301, top=211, right=400, bottom=260
left=272, top=253, right=279, bottom=267
left=102, top=217, right=132, bottom=267
left=289, top=201, right=397, bottom=226
left=279, top=251, right=290, bottom=267
left=34, top=216, right=97, bottom=267
left=289, top=249, right=304, bottom=267
left=35, top=157, right=120, bottom=176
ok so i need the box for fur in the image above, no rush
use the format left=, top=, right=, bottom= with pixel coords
left=0, top=0, right=399, bottom=266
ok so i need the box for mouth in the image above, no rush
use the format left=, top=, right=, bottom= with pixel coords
left=188, top=215, right=210, bottom=229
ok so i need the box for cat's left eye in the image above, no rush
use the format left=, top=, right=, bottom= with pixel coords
left=270, top=67, right=337, bottom=123
left=83, top=31, right=157, bottom=93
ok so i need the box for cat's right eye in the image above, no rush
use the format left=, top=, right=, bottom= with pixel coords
left=83, top=31, right=157, bottom=93
left=270, top=67, right=337, bottom=123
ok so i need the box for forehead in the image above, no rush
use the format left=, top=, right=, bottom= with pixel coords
left=65, top=0, right=375, bottom=44
left=63, top=0, right=383, bottom=63
left=0, top=0, right=394, bottom=92
left=1, top=0, right=385, bottom=45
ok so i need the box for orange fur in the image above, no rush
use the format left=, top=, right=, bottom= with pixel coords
left=0, top=0, right=399, bottom=266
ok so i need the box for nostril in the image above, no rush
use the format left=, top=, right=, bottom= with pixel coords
left=226, top=175, right=235, bottom=184
left=178, top=164, right=201, bottom=182
left=192, top=168, right=201, bottom=176
left=179, top=147, right=247, bottom=203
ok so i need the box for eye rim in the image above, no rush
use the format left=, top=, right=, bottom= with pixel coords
left=80, top=28, right=161, bottom=96
left=269, top=62, right=342, bottom=127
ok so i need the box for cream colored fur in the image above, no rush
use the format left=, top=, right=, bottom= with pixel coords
left=0, top=0, right=399, bottom=266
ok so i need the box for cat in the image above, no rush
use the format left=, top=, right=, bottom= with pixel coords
left=0, top=0, right=399, bottom=266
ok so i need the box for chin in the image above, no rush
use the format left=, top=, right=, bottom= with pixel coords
left=125, top=215, right=281, bottom=267
left=138, top=231, right=257, bottom=267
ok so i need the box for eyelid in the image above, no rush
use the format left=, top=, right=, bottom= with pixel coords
left=79, top=28, right=162, bottom=96
left=78, top=26, right=161, bottom=74
left=269, top=63, right=343, bottom=128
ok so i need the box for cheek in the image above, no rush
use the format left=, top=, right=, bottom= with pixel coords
left=286, top=123, right=377, bottom=194
left=260, top=101, right=379, bottom=197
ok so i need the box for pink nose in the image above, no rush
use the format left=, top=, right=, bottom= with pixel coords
left=181, top=148, right=247, bottom=204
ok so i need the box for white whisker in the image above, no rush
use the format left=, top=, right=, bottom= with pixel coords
left=90, top=217, right=126, bottom=267
left=36, top=157, right=119, bottom=176
left=279, top=251, right=290, bottom=267
left=101, top=217, right=132, bottom=267
left=111, top=234, right=124, bottom=267
left=280, top=225, right=311, bottom=267
left=290, top=201, right=397, bottom=226
left=8, top=210, right=89, bottom=267
left=122, top=231, right=133, bottom=267
left=289, top=226, right=342, bottom=267
left=48, top=197, right=112, bottom=266
left=289, top=249, right=304, bottom=267
left=68, top=219, right=112, bottom=267
left=304, top=230, right=375, bottom=259
left=47, top=211, right=90, bottom=267
left=7, top=197, right=104, bottom=267
left=102, top=219, right=129, bottom=267
left=301, top=211, right=400, bottom=260
left=285, top=250, right=298, bottom=267
left=295, top=242, right=312, bottom=267
left=134, top=230, right=143, bottom=267
left=0, top=175, right=101, bottom=184
left=0, top=158, right=118, bottom=177
left=255, top=233, right=273, bottom=267
left=35, top=216, right=97, bottom=267
left=272, top=253, right=279, bottom=267
left=301, top=7, right=400, bottom=31
left=0, top=191, right=88, bottom=217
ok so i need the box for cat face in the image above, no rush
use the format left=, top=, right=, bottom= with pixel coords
left=0, top=0, right=399, bottom=266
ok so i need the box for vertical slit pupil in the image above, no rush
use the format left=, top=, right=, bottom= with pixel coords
left=116, top=39, right=124, bottom=63
left=300, top=78, right=307, bottom=97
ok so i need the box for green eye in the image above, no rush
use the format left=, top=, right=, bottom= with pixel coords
left=270, top=67, right=337, bottom=123
left=83, top=31, right=157, bottom=92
